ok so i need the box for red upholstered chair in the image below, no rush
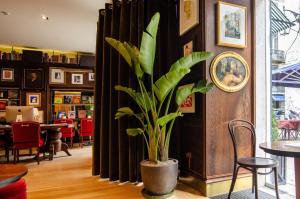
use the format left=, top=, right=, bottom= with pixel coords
left=79, top=118, right=93, bottom=148
left=0, top=179, right=27, bottom=199
left=12, top=122, right=44, bottom=164
left=54, top=119, right=74, bottom=147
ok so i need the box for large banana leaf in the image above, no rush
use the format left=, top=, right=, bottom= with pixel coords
left=115, top=107, right=134, bottom=119
left=175, top=80, right=214, bottom=106
left=139, top=13, right=160, bottom=75
left=124, top=42, right=143, bottom=78
left=105, top=37, right=132, bottom=67
left=157, top=112, right=183, bottom=126
left=170, top=52, right=213, bottom=71
left=115, top=85, right=154, bottom=112
left=126, top=128, right=144, bottom=136
left=153, top=68, right=190, bottom=102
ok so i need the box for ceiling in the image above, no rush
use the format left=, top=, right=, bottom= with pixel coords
left=0, top=0, right=109, bottom=53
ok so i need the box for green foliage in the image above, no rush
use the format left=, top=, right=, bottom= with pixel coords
left=105, top=12, right=214, bottom=163
left=272, top=111, right=279, bottom=141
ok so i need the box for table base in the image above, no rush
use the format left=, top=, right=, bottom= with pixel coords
left=295, top=158, right=300, bottom=199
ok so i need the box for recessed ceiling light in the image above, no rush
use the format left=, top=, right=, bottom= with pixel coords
left=41, top=15, right=49, bottom=20
left=0, top=11, right=10, bottom=16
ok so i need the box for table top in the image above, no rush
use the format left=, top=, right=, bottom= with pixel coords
left=260, top=141, right=300, bottom=158
left=0, top=123, right=69, bottom=131
left=0, top=164, right=28, bottom=188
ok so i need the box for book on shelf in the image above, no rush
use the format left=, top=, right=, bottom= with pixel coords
left=64, top=96, right=73, bottom=104
left=67, top=111, right=76, bottom=119
left=54, top=96, right=63, bottom=104
left=72, top=96, right=81, bottom=104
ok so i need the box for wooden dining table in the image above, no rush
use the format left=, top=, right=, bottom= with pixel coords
left=0, top=164, right=28, bottom=188
left=260, top=141, right=300, bottom=199
left=0, top=123, right=72, bottom=160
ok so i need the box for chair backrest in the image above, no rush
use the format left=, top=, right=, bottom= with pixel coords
left=80, top=118, right=93, bottom=135
left=12, top=122, right=40, bottom=144
left=54, top=119, right=73, bottom=135
left=228, top=120, right=256, bottom=162
left=0, top=178, right=27, bottom=199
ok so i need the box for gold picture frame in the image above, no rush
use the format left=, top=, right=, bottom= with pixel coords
left=26, top=92, right=41, bottom=107
left=49, top=68, right=65, bottom=84
left=210, top=52, right=250, bottom=92
left=217, top=1, right=247, bottom=48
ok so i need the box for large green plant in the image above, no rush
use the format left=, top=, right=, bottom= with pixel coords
left=105, top=12, right=213, bottom=163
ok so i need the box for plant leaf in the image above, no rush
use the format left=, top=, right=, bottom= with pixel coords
left=126, top=128, right=144, bottom=136
left=115, top=107, right=134, bottom=119
left=139, top=13, right=160, bottom=75
left=105, top=37, right=132, bottom=67
left=157, top=112, right=183, bottom=127
left=153, top=68, right=190, bottom=102
left=175, top=80, right=214, bottom=106
left=124, top=42, right=144, bottom=78
left=170, top=52, right=213, bottom=71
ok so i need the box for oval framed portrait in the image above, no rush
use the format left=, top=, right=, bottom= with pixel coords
left=210, top=51, right=250, bottom=92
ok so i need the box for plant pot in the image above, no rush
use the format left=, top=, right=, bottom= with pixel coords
left=140, top=159, right=178, bottom=195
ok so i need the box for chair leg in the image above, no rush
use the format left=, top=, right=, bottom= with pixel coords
left=36, top=148, right=40, bottom=165
left=71, top=137, right=73, bottom=148
left=254, top=169, right=258, bottom=199
left=228, top=165, right=240, bottom=199
left=81, top=136, right=83, bottom=148
left=17, top=149, right=19, bottom=162
left=274, top=167, right=280, bottom=199
left=13, top=149, right=16, bottom=164
left=5, top=146, right=9, bottom=163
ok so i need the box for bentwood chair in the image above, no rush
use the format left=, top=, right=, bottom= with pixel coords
left=12, top=122, right=44, bottom=164
left=0, top=178, right=27, bottom=199
left=228, top=120, right=280, bottom=199
left=79, top=118, right=93, bottom=148
left=54, top=119, right=74, bottom=147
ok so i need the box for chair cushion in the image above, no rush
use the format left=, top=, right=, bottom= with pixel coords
left=238, top=157, right=278, bottom=168
left=0, top=178, right=27, bottom=199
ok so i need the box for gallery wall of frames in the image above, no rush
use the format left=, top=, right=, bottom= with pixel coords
left=0, top=59, right=95, bottom=123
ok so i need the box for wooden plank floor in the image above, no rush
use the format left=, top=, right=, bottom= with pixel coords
left=19, top=146, right=207, bottom=199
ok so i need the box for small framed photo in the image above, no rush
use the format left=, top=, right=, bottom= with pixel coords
left=24, top=68, right=44, bottom=89
left=178, top=84, right=195, bottom=113
left=49, top=68, right=65, bottom=84
left=26, top=92, right=41, bottom=107
left=72, top=74, right=83, bottom=85
left=67, top=111, right=76, bottom=119
left=217, top=1, right=247, bottom=48
left=89, top=73, right=94, bottom=81
left=1, top=68, right=14, bottom=82
left=7, top=90, right=19, bottom=99
left=210, top=51, right=250, bottom=92
left=179, top=0, right=199, bottom=35
left=183, top=41, right=193, bottom=56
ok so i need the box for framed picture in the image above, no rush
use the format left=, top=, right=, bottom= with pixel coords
left=1, top=68, right=14, bottom=82
left=210, top=51, right=250, bottom=92
left=7, top=90, right=18, bottom=99
left=179, top=0, right=199, bottom=35
left=49, top=68, right=65, bottom=84
left=24, top=68, right=44, bottom=89
left=88, top=73, right=94, bottom=81
left=26, top=92, right=41, bottom=107
left=217, top=1, right=247, bottom=48
left=178, top=84, right=195, bottom=113
left=71, top=74, right=83, bottom=85
left=183, top=41, right=193, bottom=56
left=67, top=111, right=76, bottom=119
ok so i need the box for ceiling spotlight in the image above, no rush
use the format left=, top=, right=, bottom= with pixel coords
left=0, top=11, right=10, bottom=16
left=41, top=15, right=49, bottom=20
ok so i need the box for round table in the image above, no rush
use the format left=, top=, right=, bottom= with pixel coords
left=0, top=164, right=28, bottom=188
left=260, top=141, right=300, bottom=199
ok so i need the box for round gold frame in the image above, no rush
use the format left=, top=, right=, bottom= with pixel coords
left=210, top=51, right=250, bottom=92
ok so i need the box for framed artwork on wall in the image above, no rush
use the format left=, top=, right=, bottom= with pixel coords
left=7, top=90, right=19, bottom=99
left=49, top=68, right=65, bottom=84
left=71, top=74, right=83, bottom=85
left=1, top=68, right=14, bottom=82
left=24, top=68, right=44, bottom=89
left=217, top=1, right=247, bottom=48
left=183, top=40, right=193, bottom=56
left=178, top=84, right=196, bottom=113
left=179, top=0, right=199, bottom=36
left=88, top=72, right=94, bottom=81
left=26, top=92, right=41, bottom=107
left=210, top=51, right=250, bottom=92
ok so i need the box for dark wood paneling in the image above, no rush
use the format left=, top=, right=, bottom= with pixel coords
left=204, top=0, right=253, bottom=179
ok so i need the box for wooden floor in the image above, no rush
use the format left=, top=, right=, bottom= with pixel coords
left=18, top=146, right=207, bottom=199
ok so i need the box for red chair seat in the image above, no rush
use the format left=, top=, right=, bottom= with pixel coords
left=13, top=138, right=44, bottom=149
left=0, top=179, right=27, bottom=199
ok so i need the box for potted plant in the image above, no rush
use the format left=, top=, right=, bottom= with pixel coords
left=105, top=12, right=213, bottom=195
